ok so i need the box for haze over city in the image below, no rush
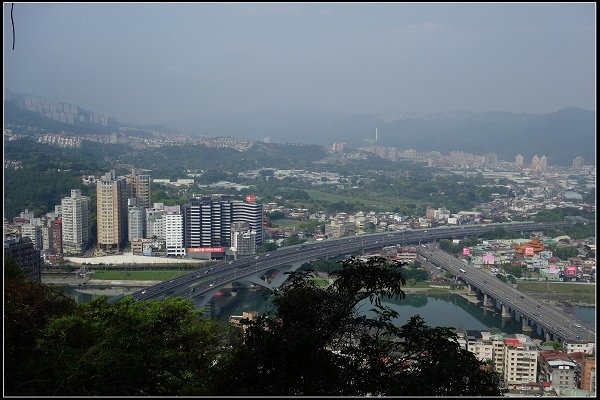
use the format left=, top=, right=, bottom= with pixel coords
left=3, top=2, right=595, bottom=135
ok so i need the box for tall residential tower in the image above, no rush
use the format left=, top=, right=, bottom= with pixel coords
left=96, top=171, right=128, bottom=252
left=61, top=189, right=91, bottom=255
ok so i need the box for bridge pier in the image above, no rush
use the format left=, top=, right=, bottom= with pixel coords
left=521, top=315, right=532, bottom=332
left=269, top=264, right=296, bottom=288
left=483, top=293, right=494, bottom=308
left=501, top=304, right=511, bottom=318
left=192, top=287, right=221, bottom=309
left=242, top=275, right=274, bottom=290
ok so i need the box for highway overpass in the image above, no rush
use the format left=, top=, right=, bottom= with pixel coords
left=417, top=245, right=594, bottom=344
left=109, top=221, right=560, bottom=308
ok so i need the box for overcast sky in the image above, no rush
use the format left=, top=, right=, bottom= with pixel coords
left=3, top=2, right=596, bottom=126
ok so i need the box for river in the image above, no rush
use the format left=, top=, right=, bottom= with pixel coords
left=61, top=285, right=595, bottom=337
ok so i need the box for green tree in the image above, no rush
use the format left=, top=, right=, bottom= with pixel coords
left=541, top=341, right=563, bottom=351
left=4, top=262, right=239, bottom=396
left=267, top=210, right=286, bottom=220
left=4, top=257, right=78, bottom=395
left=553, top=246, right=580, bottom=260
left=216, top=256, right=501, bottom=396
left=489, top=327, right=502, bottom=335
left=32, top=297, right=237, bottom=396
left=257, top=242, right=278, bottom=253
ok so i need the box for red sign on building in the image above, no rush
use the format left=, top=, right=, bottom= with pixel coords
left=187, top=247, right=225, bottom=253
left=245, top=194, right=257, bottom=203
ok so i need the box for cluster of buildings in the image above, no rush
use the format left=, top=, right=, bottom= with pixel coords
left=458, top=331, right=595, bottom=396
left=463, top=236, right=596, bottom=283
left=37, top=133, right=82, bottom=148
left=4, top=169, right=264, bottom=273
left=353, top=142, right=592, bottom=177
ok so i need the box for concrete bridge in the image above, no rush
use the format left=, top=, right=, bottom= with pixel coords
left=418, top=245, right=594, bottom=345
left=109, top=222, right=561, bottom=308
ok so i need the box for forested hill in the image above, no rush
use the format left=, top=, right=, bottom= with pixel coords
left=3, top=138, right=331, bottom=219
left=162, top=106, right=596, bottom=166
left=5, top=91, right=594, bottom=166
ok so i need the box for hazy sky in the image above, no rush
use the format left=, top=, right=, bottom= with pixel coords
left=3, top=2, right=596, bottom=126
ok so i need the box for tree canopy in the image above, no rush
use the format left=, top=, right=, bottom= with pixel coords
left=214, top=256, right=501, bottom=396
left=5, top=256, right=501, bottom=396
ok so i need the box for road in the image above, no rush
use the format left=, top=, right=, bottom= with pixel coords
left=417, top=243, right=594, bottom=344
left=109, top=221, right=560, bottom=305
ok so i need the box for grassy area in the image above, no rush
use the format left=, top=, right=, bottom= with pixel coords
left=91, top=270, right=192, bottom=281
left=304, top=189, right=377, bottom=207
left=405, top=282, right=432, bottom=288
left=517, top=281, right=596, bottom=304
left=517, top=282, right=596, bottom=295
left=304, top=188, right=427, bottom=211
left=312, top=277, right=330, bottom=288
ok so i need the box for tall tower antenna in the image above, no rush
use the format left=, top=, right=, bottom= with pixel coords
left=375, top=128, right=378, bottom=142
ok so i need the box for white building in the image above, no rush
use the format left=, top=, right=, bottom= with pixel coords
left=165, top=212, right=185, bottom=257
left=61, top=189, right=91, bottom=255
left=563, top=341, right=595, bottom=356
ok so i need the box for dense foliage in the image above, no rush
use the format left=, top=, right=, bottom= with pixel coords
left=5, top=256, right=501, bottom=396
left=214, top=257, right=501, bottom=396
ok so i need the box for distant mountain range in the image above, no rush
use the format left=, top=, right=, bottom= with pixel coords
left=167, top=105, right=594, bottom=166
left=4, top=91, right=595, bottom=166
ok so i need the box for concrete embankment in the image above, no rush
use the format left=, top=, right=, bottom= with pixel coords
left=42, top=274, right=156, bottom=288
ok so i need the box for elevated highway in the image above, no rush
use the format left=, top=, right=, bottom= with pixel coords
left=109, top=221, right=559, bottom=308
left=418, top=245, right=595, bottom=344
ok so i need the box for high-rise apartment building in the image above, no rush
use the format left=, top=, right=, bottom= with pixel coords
left=126, top=169, right=152, bottom=209
left=183, top=197, right=263, bottom=249
left=128, top=204, right=146, bottom=243
left=572, top=156, right=585, bottom=170
left=96, top=171, right=128, bottom=251
left=146, top=208, right=166, bottom=240
left=41, top=224, right=54, bottom=252
left=52, top=218, right=63, bottom=255
left=515, top=154, right=524, bottom=167
left=232, top=200, right=263, bottom=245
left=61, top=189, right=91, bottom=255
left=165, top=209, right=185, bottom=257
left=531, top=155, right=548, bottom=171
